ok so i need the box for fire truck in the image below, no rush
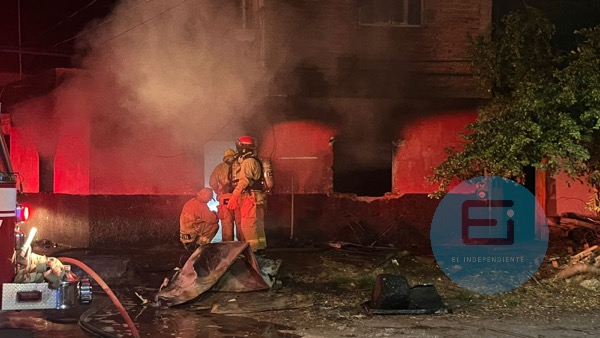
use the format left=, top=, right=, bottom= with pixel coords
left=0, top=133, right=92, bottom=310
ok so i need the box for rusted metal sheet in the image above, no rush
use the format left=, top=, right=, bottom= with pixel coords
left=156, top=242, right=271, bottom=307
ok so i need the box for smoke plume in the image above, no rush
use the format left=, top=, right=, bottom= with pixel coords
left=74, top=0, right=265, bottom=153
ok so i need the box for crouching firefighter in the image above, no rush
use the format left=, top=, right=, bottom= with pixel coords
left=227, top=136, right=273, bottom=252
left=179, top=187, right=219, bottom=250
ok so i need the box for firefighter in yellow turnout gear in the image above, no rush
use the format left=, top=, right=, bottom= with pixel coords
left=209, top=148, right=241, bottom=241
left=179, top=188, right=219, bottom=250
left=227, top=136, right=267, bottom=252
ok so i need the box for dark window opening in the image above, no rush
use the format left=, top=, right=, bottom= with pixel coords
left=523, top=166, right=536, bottom=196
left=39, top=156, right=53, bottom=193
left=359, top=0, right=422, bottom=26
left=333, top=138, right=392, bottom=197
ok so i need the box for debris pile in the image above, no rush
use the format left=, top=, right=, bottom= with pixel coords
left=547, top=213, right=600, bottom=291
left=553, top=244, right=600, bottom=283
left=548, top=212, right=600, bottom=247
left=336, top=215, right=395, bottom=248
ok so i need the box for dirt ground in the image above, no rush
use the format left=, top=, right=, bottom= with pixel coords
left=212, top=245, right=600, bottom=337
left=5, top=240, right=600, bottom=337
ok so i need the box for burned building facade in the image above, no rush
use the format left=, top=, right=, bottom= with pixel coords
left=252, top=0, right=488, bottom=197
left=2, top=0, right=497, bottom=250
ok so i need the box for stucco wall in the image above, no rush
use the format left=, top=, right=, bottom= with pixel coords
left=18, top=193, right=439, bottom=254
left=260, top=120, right=336, bottom=194
left=18, top=193, right=91, bottom=248
left=393, top=111, right=477, bottom=195
left=9, top=127, right=39, bottom=193
left=550, top=172, right=597, bottom=218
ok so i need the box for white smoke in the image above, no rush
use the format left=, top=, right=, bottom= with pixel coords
left=5, top=0, right=272, bottom=194
left=74, top=0, right=265, bottom=152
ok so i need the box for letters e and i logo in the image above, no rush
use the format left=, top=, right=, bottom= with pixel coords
left=430, top=176, right=548, bottom=294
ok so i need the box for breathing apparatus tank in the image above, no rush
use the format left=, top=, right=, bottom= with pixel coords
left=261, top=158, right=274, bottom=194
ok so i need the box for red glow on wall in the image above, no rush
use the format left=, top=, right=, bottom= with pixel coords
left=89, top=126, right=200, bottom=195
left=9, top=128, right=39, bottom=193
left=10, top=110, right=200, bottom=195
left=260, top=121, right=336, bottom=194
left=553, top=171, right=595, bottom=217
left=54, top=119, right=91, bottom=194
left=393, top=111, right=477, bottom=195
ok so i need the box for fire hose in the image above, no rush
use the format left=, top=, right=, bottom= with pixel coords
left=57, top=257, right=141, bottom=338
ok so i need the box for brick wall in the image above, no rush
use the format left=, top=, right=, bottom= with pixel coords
left=263, top=0, right=491, bottom=98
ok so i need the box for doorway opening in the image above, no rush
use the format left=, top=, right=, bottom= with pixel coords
left=40, top=156, right=54, bottom=193
left=523, top=166, right=536, bottom=196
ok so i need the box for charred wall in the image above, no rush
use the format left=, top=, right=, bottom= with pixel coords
left=7, top=0, right=492, bottom=251
left=266, top=193, right=440, bottom=254
left=250, top=0, right=490, bottom=196
left=18, top=193, right=439, bottom=254
left=19, top=194, right=190, bottom=249
left=263, top=0, right=489, bottom=100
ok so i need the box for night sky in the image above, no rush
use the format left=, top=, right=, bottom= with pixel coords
left=0, top=0, right=118, bottom=74
left=2, top=0, right=600, bottom=76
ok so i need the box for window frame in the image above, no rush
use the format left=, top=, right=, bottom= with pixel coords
left=358, top=0, right=424, bottom=28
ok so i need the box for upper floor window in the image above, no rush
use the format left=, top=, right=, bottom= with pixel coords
left=359, top=0, right=423, bottom=27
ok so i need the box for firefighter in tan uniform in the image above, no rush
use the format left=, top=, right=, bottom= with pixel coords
left=227, top=136, right=267, bottom=251
left=209, top=148, right=241, bottom=241
left=179, top=187, right=219, bottom=250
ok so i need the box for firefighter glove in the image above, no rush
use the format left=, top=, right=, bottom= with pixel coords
left=227, top=194, right=239, bottom=210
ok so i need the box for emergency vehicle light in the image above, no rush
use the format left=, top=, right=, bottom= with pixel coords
left=16, top=204, right=30, bottom=223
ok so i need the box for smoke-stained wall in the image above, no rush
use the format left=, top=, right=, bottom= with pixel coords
left=3, top=0, right=496, bottom=249
left=7, top=1, right=268, bottom=194
left=263, top=0, right=490, bottom=98
left=6, top=0, right=491, bottom=196
left=256, top=0, right=490, bottom=195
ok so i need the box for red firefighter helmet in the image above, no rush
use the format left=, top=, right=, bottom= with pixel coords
left=235, top=136, right=257, bottom=153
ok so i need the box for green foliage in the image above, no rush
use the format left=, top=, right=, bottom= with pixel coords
left=468, top=7, right=555, bottom=95
left=430, top=8, right=600, bottom=199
